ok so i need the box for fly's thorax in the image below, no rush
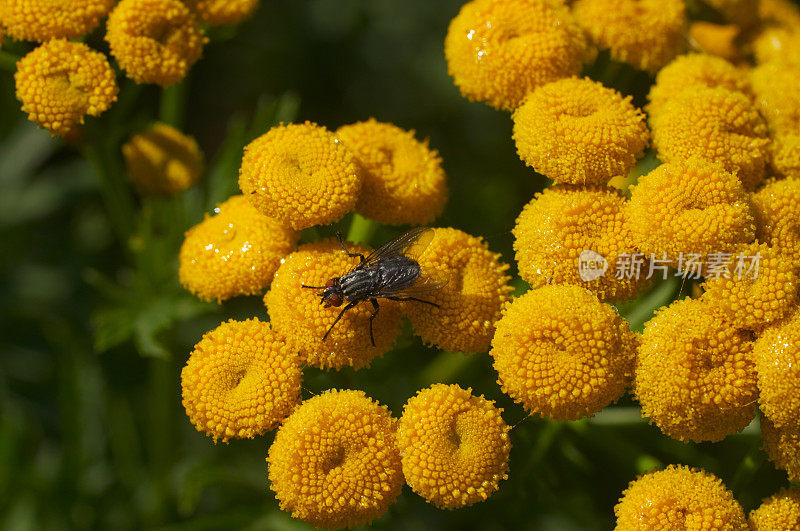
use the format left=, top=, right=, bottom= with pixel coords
left=340, top=269, right=382, bottom=302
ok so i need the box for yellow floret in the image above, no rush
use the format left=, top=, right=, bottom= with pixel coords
left=614, top=465, right=748, bottom=530
left=336, top=119, right=448, bottom=225
left=752, top=177, right=800, bottom=270
left=239, top=122, right=362, bottom=230
left=404, top=227, right=513, bottom=353
left=398, top=384, right=510, bottom=509
left=650, top=85, right=770, bottom=190
left=687, top=22, right=742, bottom=62
left=752, top=27, right=800, bottom=68
left=181, top=318, right=302, bottom=443
left=701, top=242, right=797, bottom=330
left=491, top=285, right=637, bottom=421
left=106, top=0, right=206, bottom=87
left=444, top=0, right=587, bottom=110
left=267, top=389, right=404, bottom=529
left=748, top=62, right=800, bottom=136
left=14, top=39, right=118, bottom=137
left=761, top=416, right=800, bottom=481
left=572, top=0, right=686, bottom=73
left=647, top=54, right=751, bottom=121
left=183, top=0, right=259, bottom=26
left=624, top=159, right=755, bottom=261
left=753, top=310, right=800, bottom=428
left=770, top=133, right=800, bottom=178
left=513, top=185, right=646, bottom=302
left=749, top=487, right=800, bottom=529
left=0, top=0, right=114, bottom=41
left=122, top=122, right=204, bottom=195
left=264, top=239, right=403, bottom=370
left=634, top=297, right=757, bottom=442
left=512, top=77, right=649, bottom=185
left=179, top=195, right=299, bottom=302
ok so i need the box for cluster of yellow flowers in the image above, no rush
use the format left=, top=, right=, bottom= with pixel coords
left=2, top=0, right=261, bottom=136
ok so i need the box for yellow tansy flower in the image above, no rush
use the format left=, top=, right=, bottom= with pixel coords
left=748, top=62, right=800, bottom=136
left=572, top=0, right=686, bottom=73
left=614, top=465, right=748, bottom=530
left=752, top=177, right=800, bottom=270
left=444, top=0, right=587, bottom=111
left=106, top=0, right=206, bottom=87
left=512, top=77, right=649, bottom=186
left=491, top=285, right=637, bottom=421
left=761, top=416, right=800, bottom=482
left=634, top=298, right=757, bottom=442
left=701, top=242, right=797, bottom=330
left=753, top=310, right=800, bottom=428
left=687, top=22, right=742, bottom=62
left=181, top=318, right=302, bottom=443
left=513, top=185, right=646, bottom=302
left=759, top=0, right=800, bottom=31
left=122, top=122, right=204, bottom=195
left=624, top=159, right=755, bottom=261
left=770, top=133, right=800, bottom=178
left=749, top=487, right=800, bottom=530
left=404, top=227, right=513, bottom=353
left=650, top=85, right=770, bottom=190
left=0, top=0, right=114, bottom=41
left=752, top=27, right=800, bottom=69
left=647, top=54, right=751, bottom=121
left=704, top=0, right=759, bottom=29
left=267, top=389, right=404, bottom=529
left=264, top=239, right=403, bottom=370
left=14, top=39, right=118, bottom=137
left=183, top=0, right=259, bottom=26
left=239, top=122, right=362, bottom=230
left=398, top=384, right=510, bottom=509
left=335, top=119, right=448, bottom=225
left=179, top=195, right=299, bottom=303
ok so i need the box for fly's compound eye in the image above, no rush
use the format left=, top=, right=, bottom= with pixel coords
left=324, top=294, right=343, bottom=308
left=325, top=278, right=336, bottom=288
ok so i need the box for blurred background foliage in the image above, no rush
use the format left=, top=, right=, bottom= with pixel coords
left=0, top=1, right=792, bottom=529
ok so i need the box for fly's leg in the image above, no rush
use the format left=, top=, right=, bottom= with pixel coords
left=388, top=296, right=440, bottom=308
left=336, top=231, right=366, bottom=265
left=301, top=284, right=328, bottom=289
left=368, top=299, right=379, bottom=347
left=322, top=301, right=357, bottom=342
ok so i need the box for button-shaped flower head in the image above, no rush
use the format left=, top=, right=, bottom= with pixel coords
left=183, top=0, right=259, bottom=26
left=239, top=122, right=362, bottom=230
left=264, top=239, right=404, bottom=370
left=650, top=86, right=770, bottom=190
left=123, top=122, right=204, bottom=195
left=625, top=159, right=755, bottom=261
left=267, top=389, right=404, bottom=529
left=687, top=22, right=742, bottom=62
left=444, top=0, right=587, bottom=111
left=753, top=310, right=800, bottom=429
left=761, top=416, right=800, bottom=482
left=749, top=487, right=800, bottom=530
left=398, top=384, right=510, bottom=509
left=753, top=27, right=800, bottom=69
left=749, top=62, right=800, bottom=137
left=770, top=134, right=800, bottom=179
left=181, top=318, right=302, bottom=443
left=0, top=0, right=115, bottom=41
left=404, top=227, right=513, bottom=353
left=492, top=285, right=637, bottom=421
left=512, top=77, right=649, bottom=186
left=614, top=465, right=747, bottom=530
left=179, top=195, right=299, bottom=302
left=752, top=177, right=800, bottom=271
left=14, top=39, right=118, bottom=137
left=106, top=0, right=206, bottom=87
left=336, top=119, right=448, bottom=225
left=701, top=242, right=798, bottom=330
left=572, top=0, right=686, bottom=73
left=634, top=297, right=757, bottom=442
left=758, top=0, right=800, bottom=30
left=513, top=185, right=646, bottom=303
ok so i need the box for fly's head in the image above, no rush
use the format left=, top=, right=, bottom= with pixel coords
left=319, top=278, right=344, bottom=308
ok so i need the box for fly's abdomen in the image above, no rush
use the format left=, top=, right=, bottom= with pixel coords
left=376, top=255, right=421, bottom=291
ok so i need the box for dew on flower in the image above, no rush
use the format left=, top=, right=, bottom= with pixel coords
left=749, top=486, right=800, bottom=530
left=267, top=389, right=404, bottom=529
left=752, top=177, right=800, bottom=270
left=753, top=310, right=800, bottom=428
left=770, top=133, right=800, bottom=179
left=179, top=195, right=299, bottom=303
left=239, top=122, right=362, bottom=230
left=748, top=61, right=800, bottom=137
left=106, top=0, right=206, bottom=87
left=183, top=0, right=260, bottom=26
left=512, top=77, right=649, bottom=186
left=614, top=465, right=747, bottom=530
left=444, top=0, right=587, bottom=111
left=398, top=383, right=510, bottom=509
left=0, top=0, right=115, bottom=41
left=761, top=416, right=800, bottom=482
left=634, top=297, right=757, bottom=442
left=181, top=318, right=302, bottom=443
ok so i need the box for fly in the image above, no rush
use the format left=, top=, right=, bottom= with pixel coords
left=301, top=227, right=447, bottom=347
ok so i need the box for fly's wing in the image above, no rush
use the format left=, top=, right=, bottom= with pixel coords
left=351, top=227, right=434, bottom=272
left=373, top=265, right=450, bottom=298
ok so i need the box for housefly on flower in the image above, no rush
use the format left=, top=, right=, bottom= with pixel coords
left=302, top=227, right=448, bottom=347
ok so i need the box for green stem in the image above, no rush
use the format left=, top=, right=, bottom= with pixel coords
left=729, top=438, right=767, bottom=495
left=346, top=213, right=377, bottom=245
left=146, top=357, right=172, bottom=523
left=159, top=81, right=187, bottom=128
left=0, top=51, right=20, bottom=72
